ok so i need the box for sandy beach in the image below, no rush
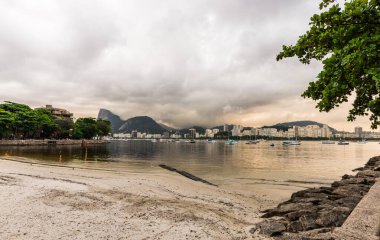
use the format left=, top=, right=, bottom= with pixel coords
left=0, top=158, right=272, bottom=240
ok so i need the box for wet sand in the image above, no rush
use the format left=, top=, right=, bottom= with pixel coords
left=0, top=158, right=272, bottom=240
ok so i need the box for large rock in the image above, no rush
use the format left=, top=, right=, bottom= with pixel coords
left=331, top=177, right=372, bottom=187
left=299, top=212, right=319, bottom=231
left=250, top=220, right=286, bottom=236
left=286, top=210, right=314, bottom=221
left=335, top=196, right=362, bottom=209
left=315, top=207, right=351, bottom=227
left=262, top=202, right=314, bottom=218
left=291, top=188, right=332, bottom=199
left=356, top=170, right=380, bottom=178
left=332, top=184, right=370, bottom=197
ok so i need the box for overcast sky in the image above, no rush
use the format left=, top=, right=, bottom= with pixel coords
left=0, top=0, right=373, bottom=130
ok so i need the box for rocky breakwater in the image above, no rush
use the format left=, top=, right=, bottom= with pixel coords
left=251, top=156, right=380, bottom=239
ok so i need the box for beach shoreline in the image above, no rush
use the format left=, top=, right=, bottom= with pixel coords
left=0, top=157, right=271, bottom=240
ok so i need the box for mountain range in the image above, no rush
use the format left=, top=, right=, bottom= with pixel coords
left=98, top=109, right=168, bottom=134
left=263, top=121, right=336, bottom=132
left=97, top=109, right=335, bottom=134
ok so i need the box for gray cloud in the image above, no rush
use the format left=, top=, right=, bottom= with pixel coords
left=0, top=0, right=371, bottom=129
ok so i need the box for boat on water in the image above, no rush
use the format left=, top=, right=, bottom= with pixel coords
left=322, top=140, right=335, bottom=144
left=357, top=139, right=367, bottom=144
left=245, top=140, right=259, bottom=144
left=282, top=140, right=301, bottom=145
left=337, top=141, right=349, bottom=145
left=226, top=139, right=237, bottom=145
left=207, top=139, right=215, bottom=143
left=270, top=143, right=275, bottom=147
left=189, top=140, right=196, bottom=143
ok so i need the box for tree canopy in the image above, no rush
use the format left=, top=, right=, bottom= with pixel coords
left=277, top=0, right=380, bottom=128
left=0, top=102, right=111, bottom=139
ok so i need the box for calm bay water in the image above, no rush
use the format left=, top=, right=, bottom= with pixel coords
left=1, top=140, right=379, bottom=201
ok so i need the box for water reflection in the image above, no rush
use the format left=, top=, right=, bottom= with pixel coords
left=1, top=140, right=379, bottom=201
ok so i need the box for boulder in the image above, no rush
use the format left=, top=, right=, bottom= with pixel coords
left=286, top=210, right=314, bottom=221
left=287, top=220, right=303, bottom=232
left=332, top=184, right=370, bottom=197
left=341, top=174, right=354, bottom=179
left=299, top=213, right=319, bottom=230
left=356, top=170, right=380, bottom=178
left=331, top=177, right=374, bottom=187
left=315, top=207, right=351, bottom=227
left=291, top=188, right=332, bottom=199
left=335, top=196, right=362, bottom=209
left=250, top=220, right=286, bottom=236
left=262, top=202, right=314, bottom=218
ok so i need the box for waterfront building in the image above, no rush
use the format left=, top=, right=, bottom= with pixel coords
left=223, top=124, right=229, bottom=132
left=256, top=128, right=263, bottom=136
left=212, top=129, right=219, bottom=134
left=189, top=129, right=196, bottom=139
left=205, top=129, right=213, bottom=137
left=152, top=134, right=162, bottom=139
left=355, top=126, right=363, bottom=138
left=146, top=134, right=153, bottom=139
left=231, top=125, right=243, bottom=136
left=113, top=133, right=131, bottom=139
left=43, top=105, right=73, bottom=119
left=322, top=124, right=331, bottom=138
left=170, top=133, right=181, bottom=139
left=131, top=130, right=138, bottom=138
left=261, top=128, right=277, bottom=137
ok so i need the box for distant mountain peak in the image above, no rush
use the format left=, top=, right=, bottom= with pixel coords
left=97, top=109, right=124, bottom=133
left=97, top=109, right=167, bottom=134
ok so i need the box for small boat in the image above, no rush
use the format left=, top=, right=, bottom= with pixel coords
left=322, top=140, right=335, bottom=144
left=270, top=143, right=275, bottom=147
left=337, top=141, right=349, bottom=145
left=226, top=139, right=237, bottom=145
left=283, top=140, right=301, bottom=145
left=189, top=140, right=196, bottom=143
left=151, top=139, right=157, bottom=143
left=246, top=140, right=259, bottom=144
left=357, top=139, right=367, bottom=144
left=207, top=139, right=215, bottom=143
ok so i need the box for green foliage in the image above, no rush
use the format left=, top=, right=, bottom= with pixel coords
left=73, top=118, right=98, bottom=139
left=34, top=108, right=59, bottom=138
left=0, top=102, right=111, bottom=139
left=54, top=118, right=74, bottom=139
left=277, top=0, right=380, bottom=129
left=0, top=102, right=74, bottom=139
left=0, top=109, right=15, bottom=138
left=96, top=119, right=111, bottom=137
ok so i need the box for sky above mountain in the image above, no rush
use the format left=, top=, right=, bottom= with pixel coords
left=0, top=0, right=372, bottom=131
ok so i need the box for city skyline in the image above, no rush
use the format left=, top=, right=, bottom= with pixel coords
left=0, top=0, right=373, bottom=130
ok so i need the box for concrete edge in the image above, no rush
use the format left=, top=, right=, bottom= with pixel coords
left=332, top=178, right=380, bottom=240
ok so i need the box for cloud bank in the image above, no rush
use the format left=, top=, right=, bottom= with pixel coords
left=0, top=0, right=371, bottom=130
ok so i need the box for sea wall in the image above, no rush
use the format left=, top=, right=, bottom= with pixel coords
left=0, top=139, right=108, bottom=146
left=251, top=156, right=380, bottom=239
